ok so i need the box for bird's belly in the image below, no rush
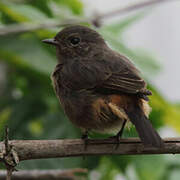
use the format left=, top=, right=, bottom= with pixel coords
left=59, top=91, right=129, bottom=134
left=59, top=90, right=97, bottom=128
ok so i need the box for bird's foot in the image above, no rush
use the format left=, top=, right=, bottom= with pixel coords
left=109, top=135, right=121, bottom=150
left=81, top=132, right=89, bottom=151
left=109, top=120, right=126, bottom=149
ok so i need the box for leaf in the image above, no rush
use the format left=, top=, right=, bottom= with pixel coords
left=54, top=0, right=84, bottom=15
left=0, top=1, right=50, bottom=23
left=164, top=105, right=180, bottom=133
left=149, top=86, right=180, bottom=132
left=30, top=0, right=54, bottom=17
left=97, top=157, right=120, bottom=180
left=0, top=35, right=56, bottom=75
left=133, top=155, right=167, bottom=180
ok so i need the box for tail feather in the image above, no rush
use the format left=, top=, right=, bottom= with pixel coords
left=127, top=107, right=164, bottom=148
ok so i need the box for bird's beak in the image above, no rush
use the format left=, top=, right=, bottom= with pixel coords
left=42, top=38, right=58, bottom=46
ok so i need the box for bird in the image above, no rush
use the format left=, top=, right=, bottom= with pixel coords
left=42, top=25, right=164, bottom=148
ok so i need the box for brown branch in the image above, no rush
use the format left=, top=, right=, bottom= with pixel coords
left=0, top=138, right=180, bottom=162
left=97, top=0, right=178, bottom=20
left=0, top=0, right=178, bottom=36
left=0, top=20, right=86, bottom=36
left=0, top=169, right=88, bottom=180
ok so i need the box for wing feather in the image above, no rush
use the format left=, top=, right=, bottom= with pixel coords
left=94, top=53, right=151, bottom=96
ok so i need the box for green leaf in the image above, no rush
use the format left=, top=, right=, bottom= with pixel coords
left=97, top=157, right=121, bottom=180
left=0, top=1, right=29, bottom=23
left=133, top=155, right=167, bottom=180
left=30, top=0, right=54, bottom=17
left=0, top=2, right=50, bottom=23
left=0, top=35, right=56, bottom=75
left=54, top=0, right=83, bottom=15
left=149, top=86, right=180, bottom=131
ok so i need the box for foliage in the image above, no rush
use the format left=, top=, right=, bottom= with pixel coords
left=0, top=0, right=180, bottom=179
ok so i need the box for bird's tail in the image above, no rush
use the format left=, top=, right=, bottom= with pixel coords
left=127, top=106, right=164, bottom=148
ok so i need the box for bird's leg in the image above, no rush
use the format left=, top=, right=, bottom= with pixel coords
left=81, top=130, right=88, bottom=140
left=81, top=130, right=89, bottom=151
left=109, top=119, right=127, bottom=149
left=116, top=119, right=127, bottom=139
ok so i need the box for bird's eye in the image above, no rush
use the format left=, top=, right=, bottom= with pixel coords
left=70, top=37, right=80, bottom=46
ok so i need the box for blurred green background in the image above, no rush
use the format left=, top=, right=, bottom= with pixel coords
left=0, top=0, right=180, bottom=179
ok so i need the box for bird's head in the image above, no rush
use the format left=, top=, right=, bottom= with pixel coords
left=42, top=25, right=106, bottom=61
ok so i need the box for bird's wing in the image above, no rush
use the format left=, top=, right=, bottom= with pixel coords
left=60, top=52, right=151, bottom=97
left=99, top=71, right=146, bottom=94
left=94, top=53, right=152, bottom=96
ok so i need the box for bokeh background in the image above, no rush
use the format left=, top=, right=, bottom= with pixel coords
left=0, top=0, right=180, bottom=179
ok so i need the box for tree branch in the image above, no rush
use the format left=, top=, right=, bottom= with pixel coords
left=0, top=138, right=180, bottom=162
left=0, top=0, right=178, bottom=36
left=0, top=169, right=87, bottom=180
left=97, top=0, right=178, bottom=20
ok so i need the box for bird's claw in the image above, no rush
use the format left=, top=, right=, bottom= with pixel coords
left=109, top=135, right=121, bottom=150
left=81, top=133, right=89, bottom=151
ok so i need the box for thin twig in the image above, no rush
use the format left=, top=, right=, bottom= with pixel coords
left=0, top=0, right=178, bottom=35
left=0, top=138, right=180, bottom=162
left=97, top=0, right=178, bottom=20
left=0, top=20, right=87, bottom=36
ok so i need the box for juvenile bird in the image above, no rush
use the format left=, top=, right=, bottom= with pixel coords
left=43, top=25, right=164, bottom=147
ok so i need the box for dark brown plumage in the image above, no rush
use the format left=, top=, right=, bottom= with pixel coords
left=42, top=25, right=164, bottom=147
